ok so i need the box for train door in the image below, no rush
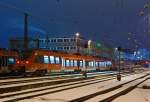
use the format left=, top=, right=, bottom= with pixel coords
left=0, top=56, right=1, bottom=72
left=0, top=56, right=8, bottom=73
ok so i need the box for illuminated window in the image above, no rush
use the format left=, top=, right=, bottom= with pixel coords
left=55, top=57, right=60, bottom=64
left=99, top=62, right=102, bottom=67
left=44, top=56, right=49, bottom=64
left=91, top=61, right=94, bottom=67
left=74, top=60, right=77, bottom=66
left=96, top=62, right=98, bottom=67
left=88, top=62, right=91, bottom=66
left=70, top=60, right=74, bottom=66
left=8, top=58, right=15, bottom=65
left=80, top=61, right=83, bottom=67
left=50, top=56, right=55, bottom=64
left=66, top=60, right=70, bottom=67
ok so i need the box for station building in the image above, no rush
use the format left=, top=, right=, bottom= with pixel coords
left=9, top=34, right=114, bottom=58
left=10, top=35, right=90, bottom=55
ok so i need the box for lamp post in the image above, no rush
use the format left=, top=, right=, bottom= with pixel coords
left=88, top=40, right=92, bottom=55
left=75, top=32, right=80, bottom=72
left=75, top=32, right=80, bottom=53
left=117, top=46, right=121, bottom=81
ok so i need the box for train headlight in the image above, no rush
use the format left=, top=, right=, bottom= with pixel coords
left=16, top=61, right=20, bottom=64
left=25, top=61, right=29, bottom=64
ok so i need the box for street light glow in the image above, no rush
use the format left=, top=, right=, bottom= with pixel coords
left=88, top=40, right=92, bottom=49
left=75, top=32, right=80, bottom=37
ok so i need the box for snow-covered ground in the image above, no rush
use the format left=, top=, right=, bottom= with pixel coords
left=113, top=79, right=150, bottom=102
left=17, top=73, right=149, bottom=102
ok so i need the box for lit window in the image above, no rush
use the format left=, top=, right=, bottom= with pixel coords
left=70, top=60, right=74, bottom=66
left=88, top=62, right=91, bottom=66
left=55, top=57, right=60, bottom=64
left=96, top=62, right=98, bottom=67
left=80, top=61, right=83, bottom=67
left=74, top=60, right=77, bottom=66
left=66, top=60, right=70, bottom=67
left=8, top=58, right=15, bottom=65
left=50, top=56, right=55, bottom=64
left=91, top=61, right=94, bottom=67
left=44, top=56, right=49, bottom=64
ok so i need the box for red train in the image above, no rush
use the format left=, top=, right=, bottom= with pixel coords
left=14, top=49, right=112, bottom=75
left=0, top=48, right=18, bottom=74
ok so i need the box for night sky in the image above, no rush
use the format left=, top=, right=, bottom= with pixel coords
left=0, top=0, right=150, bottom=50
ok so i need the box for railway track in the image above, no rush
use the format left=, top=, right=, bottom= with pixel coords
left=69, top=73, right=150, bottom=102
left=0, top=72, right=144, bottom=102
left=0, top=71, right=139, bottom=87
left=0, top=72, right=105, bottom=86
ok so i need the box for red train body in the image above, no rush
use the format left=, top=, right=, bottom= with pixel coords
left=0, top=49, right=18, bottom=74
left=15, top=49, right=112, bottom=75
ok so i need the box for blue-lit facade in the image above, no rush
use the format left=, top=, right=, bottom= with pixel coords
left=124, top=48, right=150, bottom=61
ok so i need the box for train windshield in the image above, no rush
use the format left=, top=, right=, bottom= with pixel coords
left=8, top=58, right=15, bottom=64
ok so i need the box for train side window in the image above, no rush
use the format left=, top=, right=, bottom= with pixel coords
left=99, top=62, right=101, bottom=67
left=80, top=61, right=83, bottom=67
left=85, top=61, right=88, bottom=67
left=44, top=56, right=49, bottom=64
left=74, top=60, right=77, bottom=67
left=55, top=57, right=60, bottom=64
left=35, top=55, right=43, bottom=63
left=66, top=60, right=70, bottom=67
left=50, top=56, right=55, bottom=64
left=8, top=58, right=15, bottom=65
left=70, top=60, right=74, bottom=67
left=91, top=61, right=94, bottom=67
left=88, top=62, right=91, bottom=67
left=95, top=62, right=98, bottom=67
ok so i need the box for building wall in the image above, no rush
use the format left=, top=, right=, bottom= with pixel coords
left=10, top=37, right=87, bottom=54
left=10, top=36, right=113, bottom=57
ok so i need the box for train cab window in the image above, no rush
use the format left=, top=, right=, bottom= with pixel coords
left=50, top=56, right=55, bottom=64
left=44, top=56, right=49, bottom=64
left=8, top=58, right=15, bottom=65
left=55, top=57, right=60, bottom=64
left=66, top=60, right=70, bottom=67
left=74, top=60, right=77, bottom=67
left=80, top=61, right=83, bottom=67
left=35, top=55, right=43, bottom=63
left=70, top=60, right=74, bottom=66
